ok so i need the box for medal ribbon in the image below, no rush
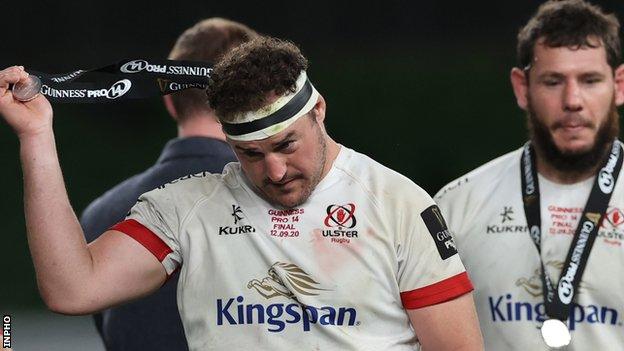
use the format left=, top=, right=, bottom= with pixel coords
left=28, top=58, right=213, bottom=103
left=520, top=140, right=623, bottom=321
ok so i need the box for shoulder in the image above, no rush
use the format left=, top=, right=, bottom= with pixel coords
left=432, top=147, right=523, bottom=233
left=336, top=147, right=433, bottom=211
left=434, top=148, right=522, bottom=203
left=140, top=163, right=241, bottom=209
left=124, top=163, right=244, bottom=236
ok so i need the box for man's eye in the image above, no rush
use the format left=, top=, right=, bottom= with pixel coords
left=243, top=150, right=262, bottom=158
left=277, top=141, right=295, bottom=152
left=543, top=80, right=560, bottom=86
left=583, top=78, right=602, bottom=84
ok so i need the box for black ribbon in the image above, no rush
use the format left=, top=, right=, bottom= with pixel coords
left=28, top=58, right=213, bottom=103
left=520, top=140, right=623, bottom=321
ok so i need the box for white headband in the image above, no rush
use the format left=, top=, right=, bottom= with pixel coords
left=222, top=71, right=319, bottom=141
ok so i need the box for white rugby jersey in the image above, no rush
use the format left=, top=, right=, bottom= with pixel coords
left=112, top=146, right=472, bottom=351
left=435, top=145, right=624, bottom=351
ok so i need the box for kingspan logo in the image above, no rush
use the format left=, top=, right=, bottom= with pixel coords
left=488, top=293, right=621, bottom=331
left=216, top=262, right=358, bottom=332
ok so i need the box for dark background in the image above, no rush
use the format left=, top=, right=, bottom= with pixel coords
left=2, top=0, right=624, bottom=308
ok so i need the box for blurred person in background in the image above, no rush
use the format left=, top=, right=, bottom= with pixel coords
left=436, top=1, right=624, bottom=349
left=79, top=18, right=258, bottom=351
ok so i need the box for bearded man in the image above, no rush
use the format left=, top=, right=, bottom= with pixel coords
left=435, top=1, right=624, bottom=350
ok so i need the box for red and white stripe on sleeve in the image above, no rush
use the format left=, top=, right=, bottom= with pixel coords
left=400, top=272, right=473, bottom=309
left=111, top=219, right=179, bottom=275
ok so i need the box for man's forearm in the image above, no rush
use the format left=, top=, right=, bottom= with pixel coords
left=20, top=130, right=95, bottom=312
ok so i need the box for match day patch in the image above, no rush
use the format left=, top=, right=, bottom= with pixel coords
left=420, top=205, right=458, bottom=260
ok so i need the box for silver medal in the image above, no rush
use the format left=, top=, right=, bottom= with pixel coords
left=541, top=319, right=571, bottom=349
left=12, top=74, right=42, bottom=102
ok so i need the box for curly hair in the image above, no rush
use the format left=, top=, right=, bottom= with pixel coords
left=206, top=36, right=308, bottom=122
left=517, top=0, right=621, bottom=71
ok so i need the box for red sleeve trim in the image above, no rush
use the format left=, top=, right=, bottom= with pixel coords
left=400, top=271, right=474, bottom=309
left=111, top=219, right=173, bottom=262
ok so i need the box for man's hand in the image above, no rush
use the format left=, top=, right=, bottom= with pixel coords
left=0, top=65, right=166, bottom=315
left=0, top=66, right=52, bottom=138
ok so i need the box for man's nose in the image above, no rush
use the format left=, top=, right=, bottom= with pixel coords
left=562, top=81, right=583, bottom=112
left=264, top=153, right=288, bottom=183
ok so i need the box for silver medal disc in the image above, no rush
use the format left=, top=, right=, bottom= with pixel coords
left=12, top=74, right=42, bottom=102
left=541, top=319, right=571, bottom=349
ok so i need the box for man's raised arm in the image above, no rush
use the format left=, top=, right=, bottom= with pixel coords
left=0, top=66, right=166, bottom=314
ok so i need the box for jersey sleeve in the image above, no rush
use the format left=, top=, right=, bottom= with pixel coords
left=396, top=193, right=473, bottom=310
left=110, top=188, right=183, bottom=275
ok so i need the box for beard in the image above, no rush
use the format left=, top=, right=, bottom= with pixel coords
left=527, top=97, right=620, bottom=175
left=264, top=116, right=327, bottom=209
left=286, top=120, right=327, bottom=208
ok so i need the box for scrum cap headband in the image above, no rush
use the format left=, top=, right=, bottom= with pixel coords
left=221, top=71, right=319, bottom=141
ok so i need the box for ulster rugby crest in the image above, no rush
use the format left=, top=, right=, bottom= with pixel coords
left=599, top=207, right=624, bottom=247
left=320, top=203, right=359, bottom=244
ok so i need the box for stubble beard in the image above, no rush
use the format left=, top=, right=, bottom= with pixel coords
left=274, top=120, right=327, bottom=209
left=527, top=96, right=619, bottom=176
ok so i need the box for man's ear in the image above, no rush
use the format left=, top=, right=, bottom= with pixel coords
left=313, top=94, right=326, bottom=124
left=510, top=67, right=529, bottom=111
left=614, top=64, right=624, bottom=106
left=163, top=95, right=178, bottom=121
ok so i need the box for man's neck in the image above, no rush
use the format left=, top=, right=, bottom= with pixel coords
left=321, top=137, right=341, bottom=180
left=535, top=151, right=600, bottom=184
left=177, top=115, right=226, bottom=141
